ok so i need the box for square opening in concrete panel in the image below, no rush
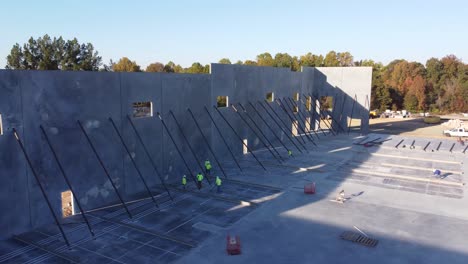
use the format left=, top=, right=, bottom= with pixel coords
left=293, top=105, right=299, bottom=113
left=61, top=190, right=74, bottom=217
left=266, top=92, right=274, bottom=102
left=0, top=113, right=3, bottom=135
left=349, top=117, right=362, bottom=132
left=305, top=117, right=311, bottom=132
left=320, top=96, right=333, bottom=112
left=305, top=96, right=312, bottom=111
left=320, top=96, right=334, bottom=127
left=217, top=96, right=228, bottom=108
left=293, top=92, right=300, bottom=101
left=132, top=101, right=153, bottom=118
left=292, top=120, right=298, bottom=136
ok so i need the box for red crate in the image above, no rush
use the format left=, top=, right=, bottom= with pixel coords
left=226, top=235, right=241, bottom=255
left=304, top=183, right=316, bottom=194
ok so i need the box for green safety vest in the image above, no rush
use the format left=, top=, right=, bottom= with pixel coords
left=215, top=177, right=222, bottom=186
left=182, top=177, right=187, bottom=185
left=197, top=173, right=204, bottom=181
left=288, top=150, right=292, bottom=156
left=205, top=161, right=212, bottom=170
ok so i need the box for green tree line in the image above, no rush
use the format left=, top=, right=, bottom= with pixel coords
left=5, top=35, right=468, bottom=113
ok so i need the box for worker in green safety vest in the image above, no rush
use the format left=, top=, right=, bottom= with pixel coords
left=205, top=159, right=212, bottom=176
left=215, top=176, right=222, bottom=193
left=288, top=150, right=292, bottom=157
left=182, top=175, right=187, bottom=190
left=196, top=172, right=204, bottom=189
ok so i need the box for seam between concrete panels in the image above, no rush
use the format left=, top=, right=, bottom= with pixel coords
left=160, top=74, right=165, bottom=179
left=118, top=73, right=126, bottom=196
left=19, top=72, right=33, bottom=229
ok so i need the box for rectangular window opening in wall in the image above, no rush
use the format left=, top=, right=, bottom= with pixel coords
left=306, top=96, right=312, bottom=111
left=266, top=92, right=274, bottom=102
left=0, top=113, right=3, bottom=135
left=293, top=92, right=300, bottom=101
left=320, top=96, right=334, bottom=127
left=349, top=117, right=362, bottom=132
left=320, top=96, right=333, bottom=113
left=243, top=139, right=248, bottom=154
left=132, top=101, right=153, bottom=118
left=61, top=190, right=74, bottom=218
left=292, top=120, right=298, bottom=136
left=217, top=96, right=228, bottom=108
left=293, top=105, right=299, bottom=113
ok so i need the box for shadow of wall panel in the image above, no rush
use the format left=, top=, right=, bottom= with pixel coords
left=19, top=71, right=124, bottom=228
left=291, top=71, right=306, bottom=135
left=0, top=71, right=29, bottom=237
left=259, top=67, right=293, bottom=150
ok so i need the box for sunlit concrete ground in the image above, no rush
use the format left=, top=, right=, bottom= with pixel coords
left=175, top=132, right=468, bottom=264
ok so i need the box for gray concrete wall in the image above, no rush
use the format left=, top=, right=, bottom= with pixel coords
left=0, top=65, right=371, bottom=239
left=310, top=67, right=372, bottom=134
left=0, top=71, right=29, bottom=238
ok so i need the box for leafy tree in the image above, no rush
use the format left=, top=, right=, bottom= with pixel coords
left=389, top=88, right=404, bottom=110
left=163, top=64, right=175, bottom=73
left=164, top=61, right=183, bottom=73
left=323, top=51, right=339, bottom=67
left=186, top=62, right=205, bottom=74
left=146, top=62, right=164, bottom=72
left=300, top=53, right=314, bottom=67
left=383, top=60, right=425, bottom=94
left=458, top=68, right=468, bottom=112
left=300, top=52, right=323, bottom=67
left=425, top=58, right=442, bottom=86
left=6, top=34, right=102, bottom=71
left=6, top=44, right=23, bottom=69
left=425, top=58, right=443, bottom=110
left=203, top=64, right=210, bottom=73
left=375, top=85, right=392, bottom=111
left=75, top=43, right=101, bottom=71
left=337, top=52, right=354, bottom=66
left=412, top=75, right=427, bottom=110
left=403, top=92, right=418, bottom=111
left=403, top=75, right=427, bottom=110
left=291, top=56, right=300, bottom=71
left=235, top=60, right=243, bottom=65
left=218, top=58, right=231, bottom=64
left=440, top=55, right=461, bottom=80
left=273, top=53, right=294, bottom=68
left=112, top=57, right=141, bottom=72
left=256, top=52, right=274, bottom=66
left=244, top=60, right=257, bottom=66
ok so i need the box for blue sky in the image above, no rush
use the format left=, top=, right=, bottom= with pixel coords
left=1, top=0, right=467, bottom=69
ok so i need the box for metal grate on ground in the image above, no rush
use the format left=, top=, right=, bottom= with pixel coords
left=340, top=231, right=378, bottom=247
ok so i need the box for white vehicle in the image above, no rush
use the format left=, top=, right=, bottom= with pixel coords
left=443, top=128, right=468, bottom=137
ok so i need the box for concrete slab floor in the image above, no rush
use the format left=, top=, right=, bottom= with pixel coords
left=1, top=132, right=467, bottom=263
